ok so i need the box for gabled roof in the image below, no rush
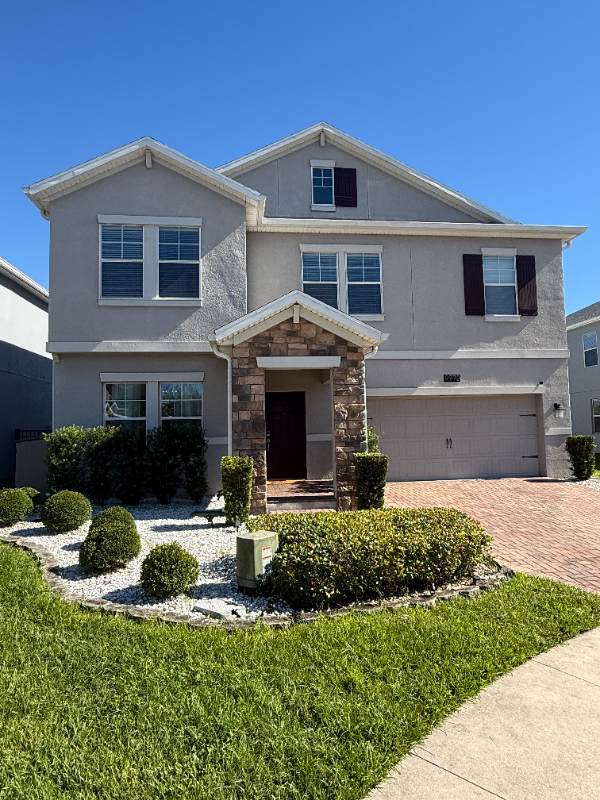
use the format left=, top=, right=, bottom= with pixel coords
left=0, top=255, right=48, bottom=305
left=23, top=137, right=266, bottom=225
left=566, top=300, right=600, bottom=331
left=216, top=122, right=517, bottom=225
left=213, top=290, right=388, bottom=347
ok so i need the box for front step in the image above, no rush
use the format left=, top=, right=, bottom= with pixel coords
left=267, top=497, right=336, bottom=512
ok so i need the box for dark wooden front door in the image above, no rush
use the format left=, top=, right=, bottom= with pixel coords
left=266, top=392, right=307, bottom=479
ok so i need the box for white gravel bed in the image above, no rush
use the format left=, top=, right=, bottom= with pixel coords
left=579, top=477, right=600, bottom=491
left=9, top=494, right=292, bottom=621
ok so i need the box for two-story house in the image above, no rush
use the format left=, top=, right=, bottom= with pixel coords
left=0, top=255, right=52, bottom=483
left=23, top=123, right=585, bottom=512
left=566, top=301, right=600, bottom=449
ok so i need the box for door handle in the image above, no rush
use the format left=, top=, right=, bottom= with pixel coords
left=446, top=438, right=449, bottom=449
left=449, top=438, right=452, bottom=449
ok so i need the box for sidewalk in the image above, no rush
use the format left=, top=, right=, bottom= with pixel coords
left=366, top=626, right=600, bottom=800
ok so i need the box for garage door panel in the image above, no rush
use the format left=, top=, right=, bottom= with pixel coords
left=373, top=395, right=539, bottom=482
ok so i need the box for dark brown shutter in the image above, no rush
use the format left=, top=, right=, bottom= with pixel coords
left=334, top=168, right=357, bottom=207
left=516, top=255, right=537, bottom=316
left=463, top=254, right=485, bottom=315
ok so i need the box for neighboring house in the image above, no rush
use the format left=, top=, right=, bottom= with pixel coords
left=566, top=301, right=600, bottom=448
left=22, top=123, right=585, bottom=512
left=0, top=255, right=52, bottom=483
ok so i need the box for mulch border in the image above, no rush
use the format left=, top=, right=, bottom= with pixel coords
left=0, top=531, right=514, bottom=631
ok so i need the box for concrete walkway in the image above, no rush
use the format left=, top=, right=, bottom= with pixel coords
left=366, top=626, right=600, bottom=800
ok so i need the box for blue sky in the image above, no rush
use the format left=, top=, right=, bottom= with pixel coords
left=1, top=0, right=597, bottom=314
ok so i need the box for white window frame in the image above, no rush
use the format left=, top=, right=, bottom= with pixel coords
left=592, top=399, right=600, bottom=433
left=101, top=372, right=205, bottom=432
left=103, top=381, right=148, bottom=430
left=301, top=252, right=339, bottom=310
left=98, top=215, right=202, bottom=306
left=299, top=244, right=384, bottom=320
left=482, top=254, right=518, bottom=317
left=160, top=381, right=203, bottom=427
left=583, top=331, right=598, bottom=368
left=310, top=159, right=336, bottom=211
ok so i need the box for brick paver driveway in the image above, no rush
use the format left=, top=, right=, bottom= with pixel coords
left=385, top=478, right=600, bottom=594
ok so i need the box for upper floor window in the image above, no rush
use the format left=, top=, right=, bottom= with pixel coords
left=310, top=161, right=358, bottom=210
left=483, top=255, right=517, bottom=315
left=159, top=227, right=200, bottom=298
left=302, top=252, right=338, bottom=308
left=584, top=331, right=598, bottom=367
left=312, top=167, right=334, bottom=206
left=101, top=225, right=144, bottom=298
left=593, top=399, right=600, bottom=432
left=98, top=216, right=202, bottom=304
left=347, top=254, right=382, bottom=315
left=300, top=245, right=383, bottom=319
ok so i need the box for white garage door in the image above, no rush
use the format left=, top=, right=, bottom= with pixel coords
left=369, top=395, right=539, bottom=481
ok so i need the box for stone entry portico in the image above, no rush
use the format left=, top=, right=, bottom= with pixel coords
left=213, top=291, right=387, bottom=515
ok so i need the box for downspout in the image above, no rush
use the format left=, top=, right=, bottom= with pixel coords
left=209, top=336, right=233, bottom=456
left=362, top=345, right=379, bottom=450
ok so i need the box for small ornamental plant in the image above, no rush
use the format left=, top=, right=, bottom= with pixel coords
left=354, top=452, right=389, bottom=510
left=79, top=506, right=141, bottom=573
left=221, top=456, right=253, bottom=525
left=0, top=489, right=34, bottom=528
left=565, top=435, right=596, bottom=481
left=140, top=543, right=199, bottom=600
left=41, top=490, right=92, bottom=533
left=248, top=507, right=491, bottom=608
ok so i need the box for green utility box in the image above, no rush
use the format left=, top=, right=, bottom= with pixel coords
left=236, top=530, right=279, bottom=594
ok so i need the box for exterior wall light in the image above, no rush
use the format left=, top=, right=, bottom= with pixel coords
left=554, top=402, right=566, bottom=419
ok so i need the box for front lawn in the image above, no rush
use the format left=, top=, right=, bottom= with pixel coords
left=1, top=543, right=599, bottom=799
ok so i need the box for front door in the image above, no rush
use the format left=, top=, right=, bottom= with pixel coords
left=266, top=392, right=307, bottom=479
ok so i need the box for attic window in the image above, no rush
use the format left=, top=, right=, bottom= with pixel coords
left=312, top=166, right=334, bottom=207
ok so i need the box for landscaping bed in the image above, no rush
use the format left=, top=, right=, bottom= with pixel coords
left=0, top=541, right=599, bottom=800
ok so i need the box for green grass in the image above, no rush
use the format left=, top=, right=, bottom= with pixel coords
left=0, top=544, right=599, bottom=799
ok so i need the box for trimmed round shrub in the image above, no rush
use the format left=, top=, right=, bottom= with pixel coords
left=79, top=506, right=141, bottom=573
left=140, top=542, right=199, bottom=599
left=248, top=508, right=492, bottom=608
left=41, top=490, right=92, bottom=533
left=0, top=489, right=34, bottom=528
left=20, top=487, right=46, bottom=508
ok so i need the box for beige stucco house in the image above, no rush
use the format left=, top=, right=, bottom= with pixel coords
left=23, top=123, right=585, bottom=512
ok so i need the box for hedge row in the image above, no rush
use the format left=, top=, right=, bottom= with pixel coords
left=248, top=508, right=491, bottom=607
left=44, top=424, right=208, bottom=505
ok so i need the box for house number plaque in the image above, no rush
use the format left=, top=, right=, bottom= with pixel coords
left=444, top=374, right=461, bottom=383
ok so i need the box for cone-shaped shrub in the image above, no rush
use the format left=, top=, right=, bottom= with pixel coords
left=41, top=490, right=92, bottom=533
left=79, top=506, right=140, bottom=573
left=0, top=489, right=34, bottom=527
left=354, top=452, right=389, bottom=510
left=140, top=542, right=199, bottom=599
left=221, top=456, right=253, bottom=524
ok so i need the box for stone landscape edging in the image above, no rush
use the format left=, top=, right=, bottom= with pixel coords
left=0, top=531, right=513, bottom=631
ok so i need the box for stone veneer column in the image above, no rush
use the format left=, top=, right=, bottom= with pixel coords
left=231, top=344, right=267, bottom=515
left=231, top=319, right=367, bottom=515
left=332, top=345, right=367, bottom=511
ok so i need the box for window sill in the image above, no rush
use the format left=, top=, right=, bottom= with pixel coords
left=353, top=314, right=385, bottom=322
left=484, top=314, right=521, bottom=322
left=99, top=299, right=202, bottom=307
left=311, top=204, right=336, bottom=212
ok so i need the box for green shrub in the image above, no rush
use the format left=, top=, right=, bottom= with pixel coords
left=367, top=424, right=380, bottom=453
left=177, top=424, right=209, bottom=504
left=20, top=487, right=46, bottom=508
left=248, top=507, right=491, bottom=608
left=0, top=489, right=34, bottom=527
left=221, top=456, right=253, bottom=525
left=354, top=452, right=389, bottom=510
left=146, top=426, right=181, bottom=504
left=41, top=490, right=92, bottom=533
left=140, top=542, right=199, bottom=599
left=78, top=426, right=117, bottom=504
left=565, top=435, right=596, bottom=480
left=79, top=506, right=140, bottom=573
left=44, top=426, right=85, bottom=492
left=109, top=427, right=147, bottom=505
